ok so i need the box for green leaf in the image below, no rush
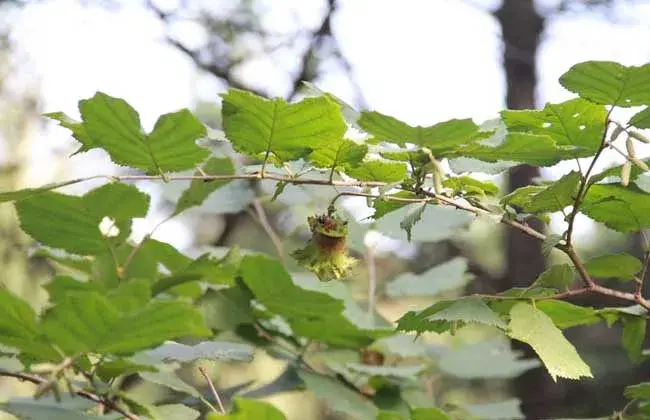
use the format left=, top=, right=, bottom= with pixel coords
left=372, top=191, right=416, bottom=219
left=399, top=202, right=426, bottom=242
left=507, top=302, right=592, bottom=381
left=358, top=111, right=485, bottom=155
left=174, top=157, right=235, bottom=215
left=0, top=290, right=57, bottom=361
left=0, top=178, right=91, bottom=203
left=533, top=264, right=574, bottom=291
left=143, top=340, right=254, bottom=363
left=15, top=183, right=149, bottom=255
left=77, top=93, right=209, bottom=173
left=581, top=184, right=650, bottom=233
left=625, top=382, right=650, bottom=400
left=502, top=171, right=581, bottom=213
left=443, top=176, right=499, bottom=197
left=457, top=133, right=575, bottom=166
left=308, top=138, right=368, bottom=173
left=298, top=369, right=378, bottom=420
left=377, top=411, right=404, bottom=420
left=541, top=234, right=563, bottom=256
left=386, top=257, right=469, bottom=297
left=44, top=276, right=106, bottom=303
left=410, top=407, right=451, bottom=420
left=218, top=398, right=287, bottom=419
left=345, top=160, right=407, bottom=182
left=438, top=338, right=540, bottom=379
left=501, top=98, right=608, bottom=156
left=45, top=112, right=95, bottom=154
left=346, top=362, right=425, bottom=379
left=590, top=159, right=650, bottom=185
left=629, top=107, right=650, bottom=128
left=584, top=252, right=643, bottom=280
left=1, top=396, right=101, bottom=420
left=240, top=255, right=389, bottom=348
left=156, top=404, right=200, bottom=420
left=535, top=300, right=600, bottom=329
left=40, top=292, right=211, bottom=355
left=221, top=89, right=346, bottom=163
left=396, top=297, right=506, bottom=334
left=559, top=61, right=650, bottom=107
left=622, top=315, right=646, bottom=363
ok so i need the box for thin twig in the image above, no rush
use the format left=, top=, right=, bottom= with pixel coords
left=198, top=366, right=226, bottom=414
left=566, top=114, right=613, bottom=245
left=250, top=199, right=286, bottom=265
left=0, top=370, right=140, bottom=420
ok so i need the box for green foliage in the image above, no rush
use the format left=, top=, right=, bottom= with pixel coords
left=1, top=59, right=650, bottom=419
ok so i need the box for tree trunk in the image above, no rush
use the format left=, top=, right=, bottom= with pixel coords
left=495, top=1, right=549, bottom=418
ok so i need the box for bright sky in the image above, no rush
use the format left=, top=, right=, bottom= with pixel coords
left=7, top=0, right=650, bottom=250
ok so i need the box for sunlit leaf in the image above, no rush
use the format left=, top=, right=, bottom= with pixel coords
left=532, top=264, right=574, bottom=291
left=581, top=184, right=650, bottom=233
left=507, top=302, right=592, bottom=381
left=560, top=61, right=650, bottom=106
left=584, top=252, right=643, bottom=280
left=174, top=157, right=235, bottom=215
left=502, top=171, right=580, bottom=213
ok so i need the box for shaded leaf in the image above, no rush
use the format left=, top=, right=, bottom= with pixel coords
left=0, top=396, right=100, bottom=420
left=625, top=382, right=650, bottom=400
left=507, top=302, right=592, bottom=381
left=629, top=107, right=650, bottom=128
left=358, top=111, right=485, bottom=155
left=559, top=61, right=650, bottom=107
left=143, top=340, right=254, bottom=363
left=308, top=138, right=367, bottom=173
left=372, top=191, right=416, bottom=220
left=443, top=176, right=499, bottom=197
left=40, top=292, right=211, bottom=355
left=386, top=257, right=469, bottom=297
left=240, top=255, right=390, bottom=348
left=175, top=157, right=235, bottom=215
left=457, top=133, right=575, bottom=166
left=345, top=160, right=407, bottom=182
left=217, top=398, right=287, bottom=419
left=622, top=315, right=646, bottom=363
left=15, top=183, right=149, bottom=255
left=399, top=202, right=426, bottom=242
left=298, top=369, right=378, bottom=420
left=221, top=89, right=345, bottom=163
left=584, top=252, right=643, bottom=280
left=533, top=264, right=574, bottom=291
left=438, top=338, right=540, bottom=379
left=345, top=362, right=425, bottom=378
left=156, top=404, right=200, bottom=420
left=410, top=407, right=451, bottom=420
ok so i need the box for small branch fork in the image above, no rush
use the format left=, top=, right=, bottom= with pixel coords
left=0, top=369, right=140, bottom=420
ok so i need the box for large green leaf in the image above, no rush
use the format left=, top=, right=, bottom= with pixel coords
left=396, top=297, right=506, bottom=334
left=502, top=172, right=580, bottom=213
left=507, top=302, right=592, bottom=381
left=457, top=133, right=575, bottom=166
left=358, top=112, right=485, bottom=155
left=625, top=382, right=650, bottom=400
left=559, top=61, right=650, bottom=107
left=65, top=92, right=210, bottom=174
left=240, top=255, right=390, bottom=348
left=298, top=370, right=378, bottom=420
left=40, top=292, right=211, bottom=355
left=501, top=98, right=607, bottom=156
left=221, top=89, right=346, bottom=163
left=174, top=157, right=235, bottom=215
left=584, top=252, right=643, bottom=280
left=15, top=183, right=149, bottom=255
left=581, top=184, right=650, bottom=232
